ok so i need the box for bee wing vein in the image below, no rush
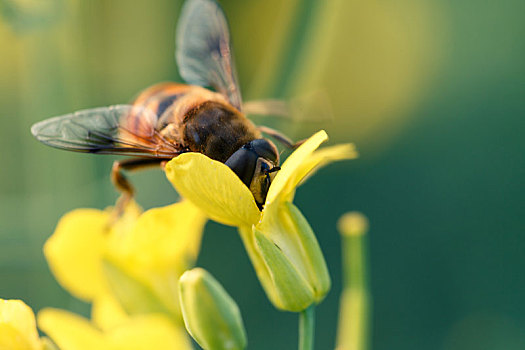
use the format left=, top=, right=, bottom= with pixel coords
left=31, top=105, right=181, bottom=158
left=176, top=0, right=242, bottom=110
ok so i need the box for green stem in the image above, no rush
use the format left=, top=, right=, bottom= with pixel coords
left=299, top=305, right=315, bottom=350
left=337, top=214, right=370, bottom=350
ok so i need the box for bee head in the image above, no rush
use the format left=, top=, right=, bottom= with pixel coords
left=225, top=139, right=280, bottom=209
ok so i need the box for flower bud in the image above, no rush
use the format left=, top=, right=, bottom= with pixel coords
left=179, top=268, right=247, bottom=350
left=239, top=201, right=331, bottom=312
left=338, top=212, right=369, bottom=237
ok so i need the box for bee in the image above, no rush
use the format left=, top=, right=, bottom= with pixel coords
left=31, top=0, right=300, bottom=209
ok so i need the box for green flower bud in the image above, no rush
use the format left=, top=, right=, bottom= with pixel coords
left=179, top=268, right=247, bottom=350
left=239, top=201, right=331, bottom=312
left=338, top=211, right=369, bottom=237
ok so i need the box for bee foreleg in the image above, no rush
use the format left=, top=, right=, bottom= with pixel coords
left=257, top=126, right=305, bottom=149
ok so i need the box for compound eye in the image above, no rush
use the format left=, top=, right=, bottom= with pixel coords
left=224, top=147, right=258, bottom=187
left=250, top=139, right=279, bottom=164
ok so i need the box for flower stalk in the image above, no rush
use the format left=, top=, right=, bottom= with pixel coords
left=336, top=212, right=370, bottom=350
left=299, top=305, right=315, bottom=350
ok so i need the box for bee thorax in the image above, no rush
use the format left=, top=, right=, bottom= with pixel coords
left=182, top=101, right=258, bottom=162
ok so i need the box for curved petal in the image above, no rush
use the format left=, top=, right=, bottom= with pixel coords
left=290, top=143, right=358, bottom=202
left=165, top=153, right=260, bottom=227
left=265, top=130, right=328, bottom=204
left=37, top=308, right=105, bottom=350
left=109, top=201, right=143, bottom=238
left=104, top=201, right=207, bottom=319
left=43, top=209, right=110, bottom=301
left=112, top=201, right=206, bottom=269
left=0, top=299, right=41, bottom=350
left=267, top=133, right=357, bottom=204
left=101, top=260, right=175, bottom=318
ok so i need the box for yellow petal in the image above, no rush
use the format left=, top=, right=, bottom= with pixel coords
left=108, top=315, right=192, bottom=350
left=43, top=209, right=110, bottom=301
left=39, top=310, right=191, bottom=350
left=112, top=201, right=206, bottom=269
left=101, top=260, right=174, bottom=318
left=37, top=308, right=106, bottom=350
left=41, top=337, right=59, bottom=350
left=91, top=294, right=128, bottom=331
left=165, top=153, right=260, bottom=227
left=294, top=143, right=358, bottom=196
left=109, top=200, right=143, bottom=237
left=104, top=201, right=207, bottom=319
left=0, top=299, right=41, bottom=350
left=265, top=130, right=328, bottom=204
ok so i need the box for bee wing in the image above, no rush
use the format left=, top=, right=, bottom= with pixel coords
left=242, top=100, right=290, bottom=118
left=176, top=0, right=242, bottom=111
left=31, top=105, right=181, bottom=158
left=243, top=91, right=335, bottom=122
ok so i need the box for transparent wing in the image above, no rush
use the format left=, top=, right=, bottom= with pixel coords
left=31, top=105, right=181, bottom=158
left=244, top=91, right=335, bottom=122
left=243, top=100, right=290, bottom=118
left=176, top=0, right=242, bottom=110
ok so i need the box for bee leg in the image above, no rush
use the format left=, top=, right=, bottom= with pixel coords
left=257, top=126, right=305, bottom=149
left=111, top=158, right=166, bottom=216
left=111, top=161, right=135, bottom=198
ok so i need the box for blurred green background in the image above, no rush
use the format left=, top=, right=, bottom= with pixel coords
left=0, top=0, right=524, bottom=349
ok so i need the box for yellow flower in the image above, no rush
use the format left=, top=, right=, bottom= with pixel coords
left=0, top=299, right=43, bottom=350
left=44, top=200, right=206, bottom=322
left=41, top=199, right=207, bottom=347
left=166, top=130, right=357, bottom=311
left=38, top=308, right=191, bottom=350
